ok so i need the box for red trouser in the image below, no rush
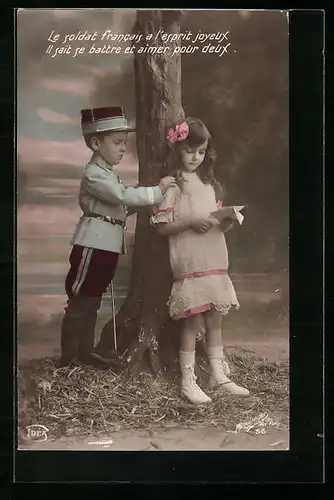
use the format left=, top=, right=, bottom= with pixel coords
left=65, top=245, right=119, bottom=299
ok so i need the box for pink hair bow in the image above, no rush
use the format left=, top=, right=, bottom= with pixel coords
left=167, top=121, right=189, bottom=143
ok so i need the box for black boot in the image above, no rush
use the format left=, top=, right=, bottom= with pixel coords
left=77, top=298, right=114, bottom=368
left=77, top=297, right=101, bottom=365
left=89, top=319, right=123, bottom=367
left=59, top=296, right=104, bottom=368
left=93, top=322, right=115, bottom=358
left=59, top=297, right=84, bottom=367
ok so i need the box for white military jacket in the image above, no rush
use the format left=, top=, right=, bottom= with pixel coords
left=71, top=155, right=164, bottom=254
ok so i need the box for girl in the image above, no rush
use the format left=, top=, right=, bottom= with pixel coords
left=150, top=118, right=249, bottom=405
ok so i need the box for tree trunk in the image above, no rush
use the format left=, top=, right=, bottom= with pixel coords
left=96, top=10, right=185, bottom=375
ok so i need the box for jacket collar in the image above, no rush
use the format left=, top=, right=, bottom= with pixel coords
left=89, top=154, right=115, bottom=173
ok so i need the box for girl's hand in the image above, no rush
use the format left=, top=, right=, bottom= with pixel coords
left=191, top=217, right=215, bottom=233
left=220, top=218, right=235, bottom=232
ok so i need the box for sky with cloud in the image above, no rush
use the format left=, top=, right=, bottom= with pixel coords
left=17, top=8, right=137, bottom=168
left=17, top=9, right=283, bottom=173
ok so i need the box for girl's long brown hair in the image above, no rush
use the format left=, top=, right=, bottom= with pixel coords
left=165, top=117, right=224, bottom=201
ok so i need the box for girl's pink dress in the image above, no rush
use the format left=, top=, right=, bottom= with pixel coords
left=150, top=171, right=240, bottom=319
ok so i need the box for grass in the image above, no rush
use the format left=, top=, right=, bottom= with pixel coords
left=18, top=350, right=289, bottom=442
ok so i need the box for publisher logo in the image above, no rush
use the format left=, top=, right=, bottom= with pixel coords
left=231, top=412, right=280, bottom=434
left=25, top=424, right=49, bottom=442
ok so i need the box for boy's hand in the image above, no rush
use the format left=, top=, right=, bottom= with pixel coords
left=191, top=217, right=215, bottom=233
left=159, top=176, right=176, bottom=194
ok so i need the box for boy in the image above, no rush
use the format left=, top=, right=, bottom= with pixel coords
left=59, top=106, right=175, bottom=367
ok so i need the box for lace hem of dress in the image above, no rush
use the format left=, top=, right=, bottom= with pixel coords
left=168, top=296, right=240, bottom=320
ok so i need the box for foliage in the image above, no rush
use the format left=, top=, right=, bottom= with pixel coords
left=90, top=11, right=289, bottom=272
left=181, top=11, right=289, bottom=271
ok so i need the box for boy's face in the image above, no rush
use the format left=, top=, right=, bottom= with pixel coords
left=91, top=131, right=128, bottom=165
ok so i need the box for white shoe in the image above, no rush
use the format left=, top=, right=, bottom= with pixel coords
left=222, top=357, right=231, bottom=376
left=220, top=346, right=232, bottom=376
left=209, top=377, right=250, bottom=396
left=208, top=357, right=249, bottom=396
left=181, top=366, right=212, bottom=405
left=208, top=346, right=231, bottom=376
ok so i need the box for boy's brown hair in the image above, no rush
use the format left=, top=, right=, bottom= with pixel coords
left=84, top=131, right=113, bottom=150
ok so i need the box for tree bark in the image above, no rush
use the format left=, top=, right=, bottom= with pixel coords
left=97, top=10, right=184, bottom=374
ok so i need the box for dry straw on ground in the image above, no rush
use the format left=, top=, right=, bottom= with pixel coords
left=18, top=350, right=289, bottom=441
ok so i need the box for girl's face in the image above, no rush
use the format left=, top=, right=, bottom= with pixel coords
left=179, top=140, right=208, bottom=172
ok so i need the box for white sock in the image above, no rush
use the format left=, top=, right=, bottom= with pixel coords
left=207, top=345, right=222, bottom=359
